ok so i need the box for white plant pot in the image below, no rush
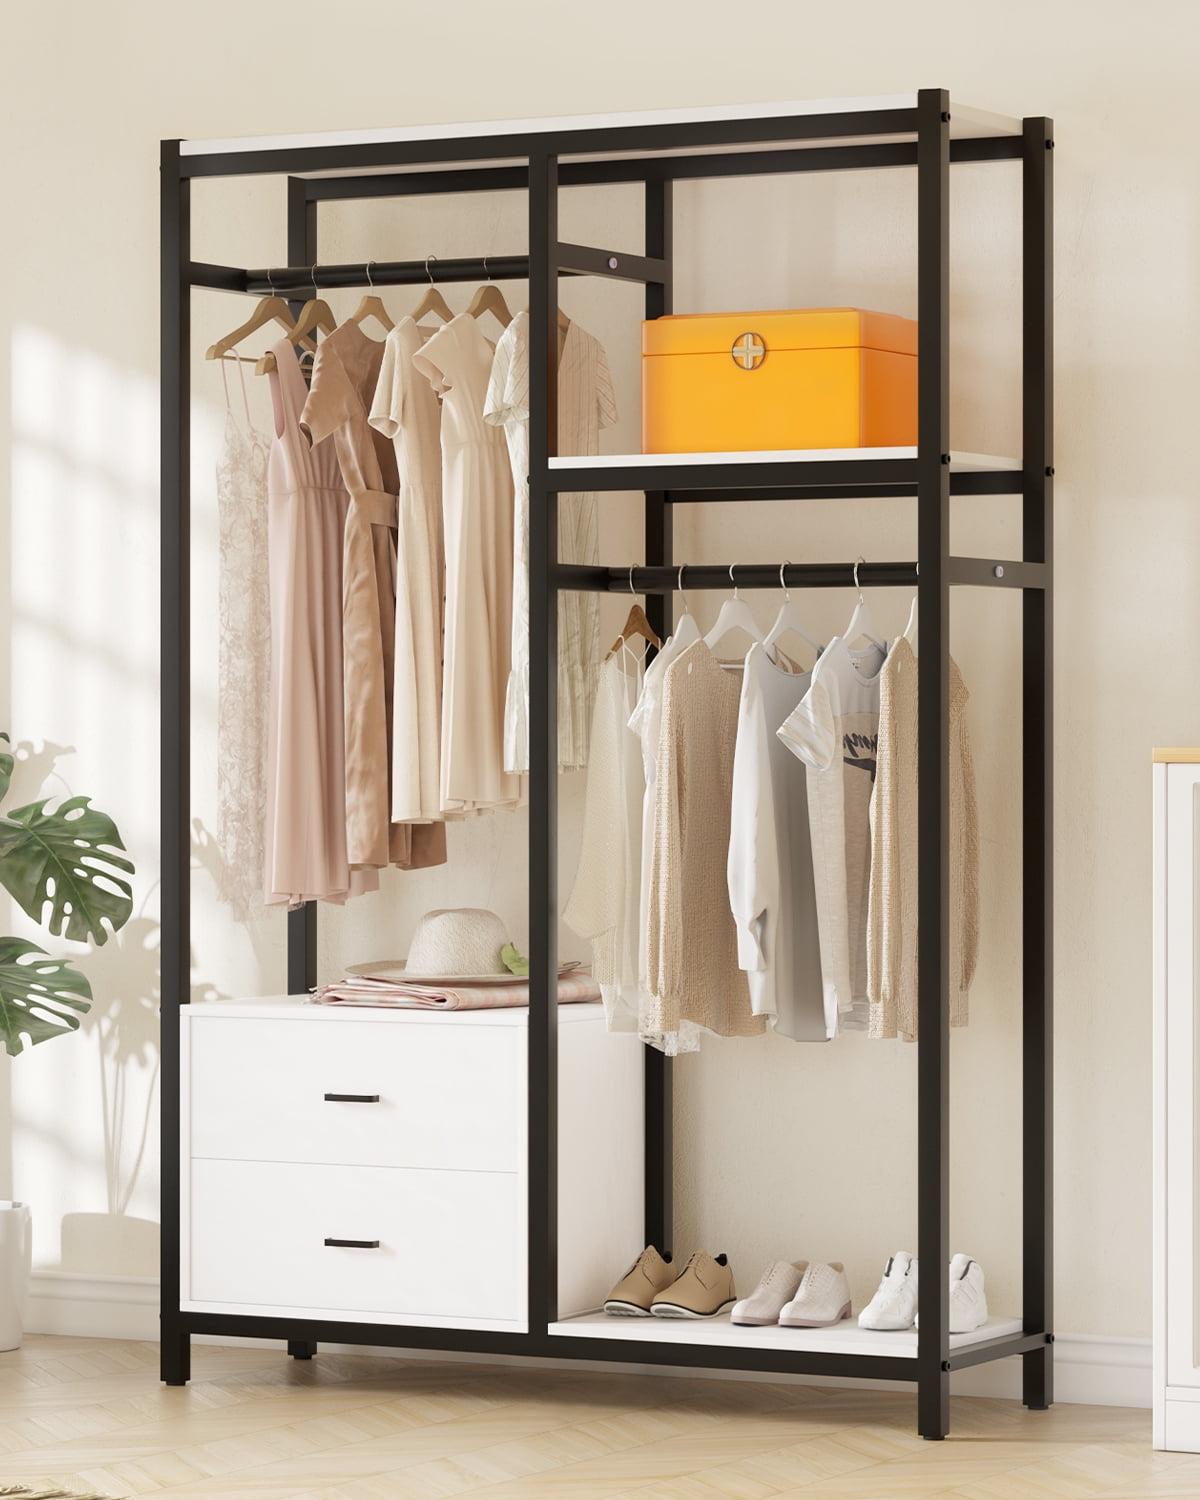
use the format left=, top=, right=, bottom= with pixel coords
left=0, top=1204, right=32, bottom=1351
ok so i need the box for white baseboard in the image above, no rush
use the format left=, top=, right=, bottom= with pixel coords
left=23, top=1276, right=1151, bottom=1410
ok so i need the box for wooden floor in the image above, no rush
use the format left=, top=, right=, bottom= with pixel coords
left=0, top=1335, right=1189, bottom=1500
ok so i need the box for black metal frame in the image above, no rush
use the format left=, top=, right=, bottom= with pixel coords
left=159, top=91, right=1054, bottom=1438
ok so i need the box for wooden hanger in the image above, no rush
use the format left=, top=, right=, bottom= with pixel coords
left=205, top=271, right=316, bottom=363
left=255, top=266, right=336, bottom=375
left=467, top=257, right=513, bottom=329
left=606, top=568, right=662, bottom=659
left=412, top=255, right=455, bottom=325
left=349, top=261, right=394, bottom=335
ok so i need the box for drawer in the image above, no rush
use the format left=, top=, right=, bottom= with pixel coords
left=187, top=1158, right=523, bottom=1323
left=186, top=1015, right=522, bottom=1172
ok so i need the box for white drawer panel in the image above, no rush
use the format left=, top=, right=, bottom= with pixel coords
left=187, top=1015, right=521, bottom=1172
left=188, top=1159, right=522, bottom=1322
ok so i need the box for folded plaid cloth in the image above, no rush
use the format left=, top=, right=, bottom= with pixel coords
left=312, top=971, right=600, bottom=1011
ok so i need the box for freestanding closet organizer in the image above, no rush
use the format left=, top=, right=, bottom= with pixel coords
left=160, top=89, right=1054, bottom=1440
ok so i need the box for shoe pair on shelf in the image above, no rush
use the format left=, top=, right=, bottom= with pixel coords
left=732, top=1260, right=852, bottom=1328
left=858, top=1250, right=988, bottom=1333
left=604, top=1246, right=736, bottom=1319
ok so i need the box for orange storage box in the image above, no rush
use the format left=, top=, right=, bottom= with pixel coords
left=641, top=307, right=917, bottom=454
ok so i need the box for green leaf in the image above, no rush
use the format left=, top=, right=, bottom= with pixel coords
left=0, top=937, right=92, bottom=1056
left=0, top=795, right=134, bottom=946
left=500, top=942, right=529, bottom=977
left=0, top=733, right=12, bottom=803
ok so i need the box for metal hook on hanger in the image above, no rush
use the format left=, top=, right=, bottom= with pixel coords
left=310, top=263, right=320, bottom=300
left=482, top=254, right=491, bottom=282
left=425, top=254, right=437, bottom=284
left=779, top=560, right=791, bottom=600
left=628, top=564, right=636, bottom=594
left=853, top=555, right=865, bottom=603
left=729, top=562, right=740, bottom=599
left=677, top=563, right=688, bottom=614
left=366, top=259, right=376, bottom=290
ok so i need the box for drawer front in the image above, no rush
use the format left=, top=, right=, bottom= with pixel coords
left=187, top=1015, right=522, bottom=1172
left=188, top=1158, right=522, bottom=1323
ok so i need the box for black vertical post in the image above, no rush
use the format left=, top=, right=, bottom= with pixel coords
left=916, top=88, right=951, bottom=1441
left=528, top=151, right=560, bottom=1332
left=286, top=178, right=318, bottom=998
left=1021, top=114, right=1054, bottom=1411
left=159, top=138, right=191, bottom=1387
left=642, top=178, right=673, bottom=1254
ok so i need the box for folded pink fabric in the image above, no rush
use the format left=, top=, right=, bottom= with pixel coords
left=312, top=972, right=601, bottom=1011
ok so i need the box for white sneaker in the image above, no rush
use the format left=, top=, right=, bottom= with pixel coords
left=858, top=1251, right=918, bottom=1331
left=779, top=1261, right=852, bottom=1328
left=915, top=1253, right=988, bottom=1333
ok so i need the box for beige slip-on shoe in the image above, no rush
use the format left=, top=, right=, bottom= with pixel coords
left=604, top=1246, right=675, bottom=1316
left=651, top=1251, right=736, bottom=1319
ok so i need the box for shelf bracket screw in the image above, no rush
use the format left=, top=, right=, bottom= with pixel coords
left=941, top=1359, right=952, bottom=1372
left=940, top=453, right=951, bottom=466
left=993, top=564, right=1005, bottom=579
left=608, top=255, right=619, bottom=270
left=1046, top=466, right=1055, bottom=477
left=941, top=111, right=952, bottom=123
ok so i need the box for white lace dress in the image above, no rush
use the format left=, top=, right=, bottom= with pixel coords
left=215, top=358, right=271, bottom=919
left=485, top=313, right=615, bottom=772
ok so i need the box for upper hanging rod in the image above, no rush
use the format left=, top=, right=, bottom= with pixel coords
left=217, top=242, right=666, bottom=297
left=557, top=561, right=920, bottom=593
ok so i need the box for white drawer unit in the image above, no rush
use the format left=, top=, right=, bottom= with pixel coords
left=180, top=998, right=644, bottom=1334
left=1154, top=753, right=1200, bottom=1451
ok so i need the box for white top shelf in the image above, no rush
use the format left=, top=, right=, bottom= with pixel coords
left=548, top=448, right=1019, bottom=473
left=180, top=97, right=1020, bottom=159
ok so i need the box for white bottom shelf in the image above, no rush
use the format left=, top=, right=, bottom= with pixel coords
left=549, top=1310, right=1022, bottom=1359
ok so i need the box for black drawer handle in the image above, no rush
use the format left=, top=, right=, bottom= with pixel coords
left=323, top=1237, right=380, bottom=1249
left=323, top=1092, right=380, bottom=1103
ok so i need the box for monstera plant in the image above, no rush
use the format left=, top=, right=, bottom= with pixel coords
left=0, top=732, right=134, bottom=1056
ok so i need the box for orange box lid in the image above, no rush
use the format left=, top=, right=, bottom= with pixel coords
left=642, top=307, right=916, bottom=358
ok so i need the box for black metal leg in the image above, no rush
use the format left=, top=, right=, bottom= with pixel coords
left=916, top=87, right=951, bottom=1444
left=527, top=150, right=560, bottom=1334
left=1021, top=114, right=1055, bottom=1413
left=161, top=1320, right=191, bottom=1386
left=288, top=1340, right=317, bottom=1361
left=642, top=178, right=674, bottom=1255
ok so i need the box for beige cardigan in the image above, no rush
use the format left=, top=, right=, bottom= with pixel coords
left=866, top=639, right=980, bottom=1040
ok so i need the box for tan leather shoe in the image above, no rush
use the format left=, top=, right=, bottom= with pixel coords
left=604, top=1246, right=675, bottom=1316
left=651, top=1251, right=736, bottom=1319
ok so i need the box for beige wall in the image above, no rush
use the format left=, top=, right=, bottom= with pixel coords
left=2, top=0, right=1196, bottom=1342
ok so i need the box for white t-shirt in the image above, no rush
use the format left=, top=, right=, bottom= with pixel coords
left=777, top=635, right=887, bottom=1032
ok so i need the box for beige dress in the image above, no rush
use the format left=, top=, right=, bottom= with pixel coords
left=867, top=638, right=980, bottom=1040
left=645, top=640, right=765, bottom=1053
left=301, top=321, right=446, bottom=872
left=368, top=318, right=446, bottom=825
left=484, top=313, right=615, bottom=772
left=263, top=340, right=376, bottom=905
left=414, top=315, right=522, bottom=813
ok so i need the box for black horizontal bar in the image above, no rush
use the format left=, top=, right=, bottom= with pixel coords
left=181, top=1310, right=532, bottom=1355
left=557, top=242, right=667, bottom=283
left=556, top=561, right=919, bottom=592
left=949, top=557, right=1046, bottom=589
left=300, top=136, right=1020, bottom=203
left=547, top=458, right=924, bottom=493
left=323, top=1238, right=380, bottom=1249
left=190, top=261, right=250, bottom=291
left=323, top=1092, right=380, bottom=1103
left=664, top=470, right=1023, bottom=503
left=180, top=107, right=920, bottom=180
left=947, top=1331, right=1050, bottom=1372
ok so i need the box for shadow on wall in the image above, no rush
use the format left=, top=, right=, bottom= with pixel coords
left=5, top=740, right=227, bottom=1276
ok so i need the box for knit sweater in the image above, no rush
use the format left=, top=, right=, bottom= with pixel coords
left=866, top=638, right=980, bottom=1040
left=645, top=641, right=764, bottom=1052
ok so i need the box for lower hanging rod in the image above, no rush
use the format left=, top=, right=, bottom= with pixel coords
left=556, top=561, right=919, bottom=593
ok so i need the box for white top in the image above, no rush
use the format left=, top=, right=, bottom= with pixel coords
left=180, top=97, right=1020, bottom=159
left=777, top=635, right=887, bottom=1032
left=727, top=643, right=827, bottom=1041
left=627, top=613, right=701, bottom=986
left=563, top=651, right=645, bottom=1030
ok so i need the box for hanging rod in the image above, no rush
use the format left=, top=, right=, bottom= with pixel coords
left=556, top=562, right=919, bottom=593
left=555, top=558, right=1044, bottom=593
left=218, top=243, right=666, bottom=297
